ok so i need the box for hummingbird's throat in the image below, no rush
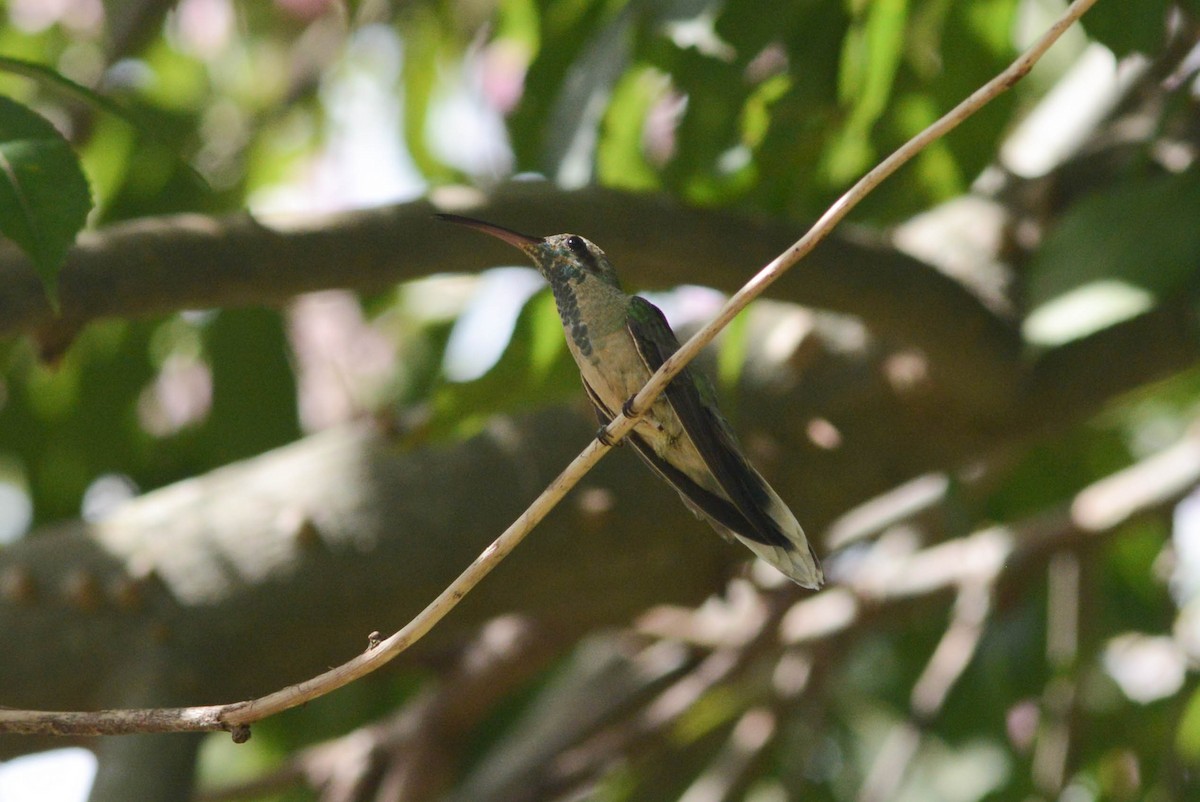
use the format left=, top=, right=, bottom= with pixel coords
left=550, top=277, right=593, bottom=358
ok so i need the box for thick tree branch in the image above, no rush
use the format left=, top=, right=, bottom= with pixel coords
left=0, top=408, right=732, bottom=754
left=0, top=185, right=1019, bottom=411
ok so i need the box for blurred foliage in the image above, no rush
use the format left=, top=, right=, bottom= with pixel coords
left=1028, top=173, right=1200, bottom=307
left=2, top=0, right=1200, bottom=800
left=427, top=290, right=578, bottom=439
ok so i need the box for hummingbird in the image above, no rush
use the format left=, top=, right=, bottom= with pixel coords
left=437, top=214, right=823, bottom=588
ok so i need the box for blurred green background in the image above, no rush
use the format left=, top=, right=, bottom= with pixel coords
left=2, top=1, right=1200, bottom=801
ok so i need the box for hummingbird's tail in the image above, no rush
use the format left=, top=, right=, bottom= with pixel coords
left=625, top=427, right=825, bottom=588
left=730, top=528, right=824, bottom=589
left=743, top=479, right=824, bottom=588
left=677, top=482, right=823, bottom=589
left=699, top=460, right=824, bottom=589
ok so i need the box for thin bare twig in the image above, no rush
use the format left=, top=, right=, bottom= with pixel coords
left=197, top=615, right=557, bottom=802
left=0, top=0, right=1101, bottom=740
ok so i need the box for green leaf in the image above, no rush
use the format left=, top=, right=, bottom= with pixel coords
left=0, top=56, right=152, bottom=132
left=496, top=0, right=540, bottom=53
left=202, top=308, right=300, bottom=463
left=0, top=319, right=157, bottom=523
left=1081, top=0, right=1169, bottom=57
left=429, top=290, right=577, bottom=439
left=1176, top=685, right=1200, bottom=764
left=1027, top=171, right=1200, bottom=308
left=597, top=65, right=666, bottom=191
left=0, top=95, right=92, bottom=308
left=0, top=55, right=209, bottom=209
left=827, top=0, right=909, bottom=183
left=506, top=0, right=616, bottom=172
left=402, top=7, right=456, bottom=182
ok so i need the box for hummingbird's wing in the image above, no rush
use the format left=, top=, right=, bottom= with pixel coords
left=582, top=301, right=822, bottom=587
left=619, top=297, right=801, bottom=553
left=585, top=375, right=757, bottom=542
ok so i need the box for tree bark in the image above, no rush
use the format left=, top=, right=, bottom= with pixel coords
left=1, top=184, right=1019, bottom=413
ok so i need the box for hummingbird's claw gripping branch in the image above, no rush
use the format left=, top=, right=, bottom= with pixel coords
left=595, top=426, right=622, bottom=447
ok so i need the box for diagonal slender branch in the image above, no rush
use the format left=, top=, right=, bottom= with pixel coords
left=0, top=0, right=1101, bottom=740
left=607, top=0, right=1099, bottom=443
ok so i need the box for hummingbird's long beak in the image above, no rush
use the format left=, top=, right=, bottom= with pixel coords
left=434, top=214, right=543, bottom=253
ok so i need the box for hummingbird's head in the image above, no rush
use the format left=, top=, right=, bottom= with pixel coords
left=436, top=214, right=623, bottom=291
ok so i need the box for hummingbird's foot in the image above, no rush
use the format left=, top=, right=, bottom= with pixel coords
left=623, top=397, right=662, bottom=432
left=595, top=426, right=623, bottom=447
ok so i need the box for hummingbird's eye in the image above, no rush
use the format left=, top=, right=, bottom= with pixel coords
left=566, top=235, right=588, bottom=256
